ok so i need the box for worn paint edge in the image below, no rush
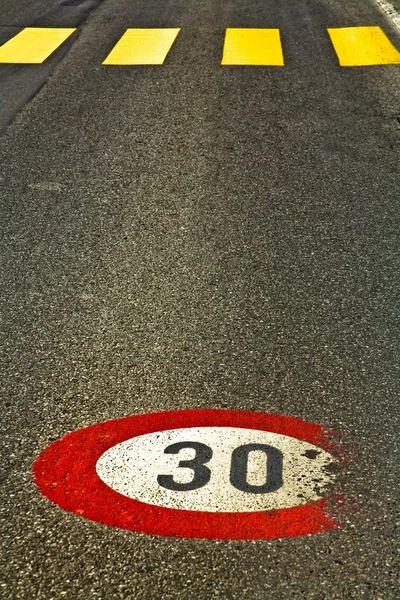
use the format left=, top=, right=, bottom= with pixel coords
left=375, top=0, right=400, bottom=30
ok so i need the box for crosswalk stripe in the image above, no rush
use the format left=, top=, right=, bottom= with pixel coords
left=102, top=28, right=181, bottom=65
left=221, top=28, right=284, bottom=66
left=0, top=27, right=76, bottom=64
left=327, top=26, right=400, bottom=66
left=1, top=26, right=398, bottom=68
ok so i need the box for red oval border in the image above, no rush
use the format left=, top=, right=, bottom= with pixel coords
left=33, top=409, right=342, bottom=540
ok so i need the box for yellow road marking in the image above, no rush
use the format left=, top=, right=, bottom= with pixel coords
left=327, top=26, right=400, bottom=66
left=103, top=28, right=181, bottom=65
left=0, top=28, right=76, bottom=64
left=221, top=28, right=284, bottom=66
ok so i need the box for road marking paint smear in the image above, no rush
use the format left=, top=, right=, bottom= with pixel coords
left=327, top=26, right=400, bottom=66
left=0, top=28, right=76, bottom=64
left=221, top=28, right=284, bottom=66
left=103, top=28, right=181, bottom=65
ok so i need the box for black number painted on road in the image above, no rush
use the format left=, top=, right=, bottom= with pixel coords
left=230, top=443, right=283, bottom=494
left=157, top=441, right=213, bottom=491
left=158, top=441, right=283, bottom=493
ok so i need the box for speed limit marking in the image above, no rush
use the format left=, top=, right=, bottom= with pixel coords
left=33, top=409, right=344, bottom=540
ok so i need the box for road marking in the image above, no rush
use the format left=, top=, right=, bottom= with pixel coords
left=1, top=26, right=399, bottom=68
left=327, top=26, right=400, bottom=66
left=221, top=28, right=284, bottom=66
left=0, top=28, right=76, bottom=64
left=33, top=409, right=346, bottom=540
left=375, top=0, right=400, bottom=31
left=97, top=426, right=338, bottom=513
left=102, top=28, right=181, bottom=65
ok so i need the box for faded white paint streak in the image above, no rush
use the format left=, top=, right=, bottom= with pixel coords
left=375, top=0, right=400, bottom=30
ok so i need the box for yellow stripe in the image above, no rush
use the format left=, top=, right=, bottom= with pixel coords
left=0, top=28, right=76, bottom=64
left=327, top=26, right=400, bottom=66
left=221, top=28, right=284, bottom=66
left=103, top=29, right=181, bottom=65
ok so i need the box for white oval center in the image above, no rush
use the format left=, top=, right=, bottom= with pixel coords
left=96, top=427, right=338, bottom=512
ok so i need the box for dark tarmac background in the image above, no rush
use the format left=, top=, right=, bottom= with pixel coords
left=0, top=0, right=399, bottom=598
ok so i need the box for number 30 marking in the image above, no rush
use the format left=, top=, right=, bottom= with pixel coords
left=157, top=442, right=283, bottom=494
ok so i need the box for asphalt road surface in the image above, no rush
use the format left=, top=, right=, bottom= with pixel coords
left=1, top=0, right=399, bottom=598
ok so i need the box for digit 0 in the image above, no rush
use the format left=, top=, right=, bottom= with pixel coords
left=230, top=443, right=283, bottom=494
